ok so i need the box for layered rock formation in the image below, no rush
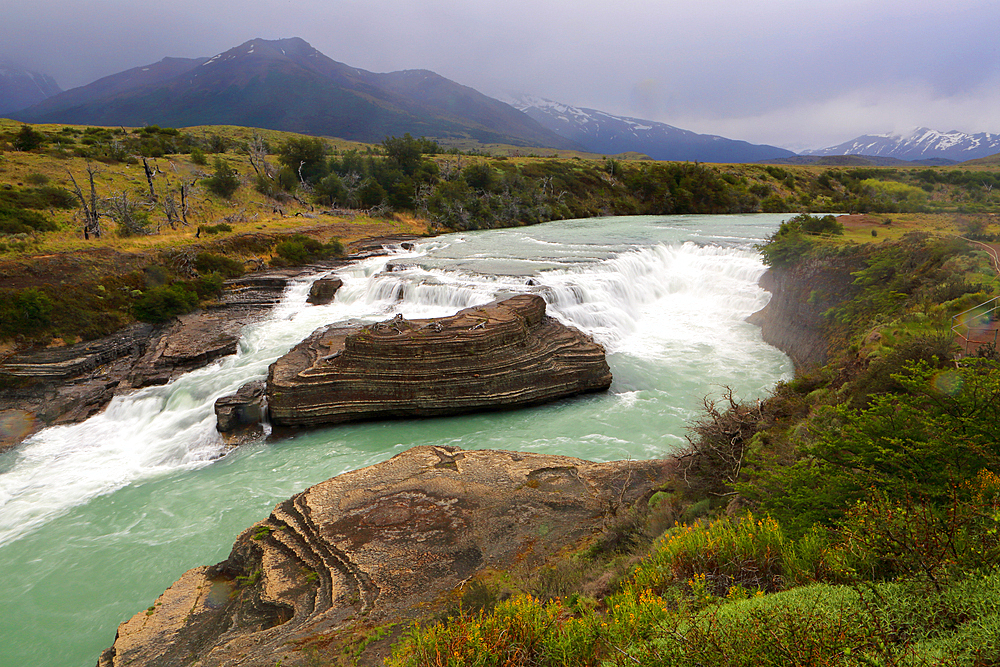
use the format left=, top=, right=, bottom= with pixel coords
left=98, top=445, right=671, bottom=667
left=266, top=294, right=612, bottom=427
left=0, top=272, right=294, bottom=451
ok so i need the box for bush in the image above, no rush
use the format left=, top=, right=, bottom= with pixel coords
left=194, top=252, right=244, bottom=278
left=270, top=234, right=344, bottom=266
left=0, top=205, right=58, bottom=234
left=13, top=125, right=45, bottom=151
left=189, top=147, right=207, bottom=166
left=204, top=158, right=240, bottom=199
left=0, top=288, right=53, bottom=337
left=133, top=283, right=199, bottom=323
left=198, top=223, right=232, bottom=235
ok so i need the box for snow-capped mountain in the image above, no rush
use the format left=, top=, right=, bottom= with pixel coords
left=811, top=128, right=1000, bottom=162
left=0, top=64, right=61, bottom=114
left=509, top=94, right=794, bottom=163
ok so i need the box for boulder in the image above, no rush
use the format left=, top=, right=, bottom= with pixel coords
left=305, top=277, right=343, bottom=305
left=215, top=380, right=267, bottom=433
left=97, top=445, right=671, bottom=667
left=266, top=294, right=612, bottom=428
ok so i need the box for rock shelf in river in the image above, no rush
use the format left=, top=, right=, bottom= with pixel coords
left=265, top=293, right=612, bottom=428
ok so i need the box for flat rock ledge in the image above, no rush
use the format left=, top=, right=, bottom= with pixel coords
left=98, top=445, right=671, bottom=667
left=266, top=293, right=612, bottom=428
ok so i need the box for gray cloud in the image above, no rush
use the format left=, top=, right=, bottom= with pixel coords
left=3, top=0, right=998, bottom=150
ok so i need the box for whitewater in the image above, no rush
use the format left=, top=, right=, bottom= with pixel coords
left=0, top=214, right=793, bottom=666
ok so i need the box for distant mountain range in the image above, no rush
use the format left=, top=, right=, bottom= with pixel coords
left=510, top=95, right=795, bottom=163
left=809, top=128, right=1000, bottom=162
left=760, top=155, right=958, bottom=167
left=0, top=64, right=61, bottom=115
left=5, top=40, right=1000, bottom=164
left=11, top=38, right=578, bottom=149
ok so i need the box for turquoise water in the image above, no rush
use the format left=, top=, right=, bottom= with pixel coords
left=0, top=214, right=793, bottom=666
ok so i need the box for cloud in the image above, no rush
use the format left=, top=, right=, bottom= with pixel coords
left=3, top=0, right=998, bottom=149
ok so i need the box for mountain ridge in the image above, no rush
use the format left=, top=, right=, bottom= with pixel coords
left=809, top=127, right=1000, bottom=162
left=12, top=38, right=580, bottom=149
left=0, top=63, right=62, bottom=114
left=509, top=94, right=795, bottom=163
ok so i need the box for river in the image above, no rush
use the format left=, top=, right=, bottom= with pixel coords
left=0, top=214, right=793, bottom=666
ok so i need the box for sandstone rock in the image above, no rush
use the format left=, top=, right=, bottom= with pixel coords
left=98, top=445, right=671, bottom=667
left=267, top=294, right=612, bottom=428
left=215, top=380, right=267, bottom=433
left=305, top=277, right=343, bottom=305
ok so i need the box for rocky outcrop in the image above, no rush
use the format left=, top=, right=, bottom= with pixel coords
left=215, top=380, right=267, bottom=434
left=0, top=273, right=294, bottom=450
left=98, top=445, right=671, bottom=667
left=306, top=277, right=342, bottom=305
left=266, top=294, right=612, bottom=428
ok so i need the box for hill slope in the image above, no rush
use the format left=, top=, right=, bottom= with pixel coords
left=510, top=94, right=795, bottom=163
left=14, top=38, right=579, bottom=149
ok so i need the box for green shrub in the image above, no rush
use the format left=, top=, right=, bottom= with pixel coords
left=133, top=283, right=198, bottom=323
left=189, top=147, right=207, bottom=166
left=0, top=205, right=58, bottom=234
left=194, top=252, right=243, bottom=278
left=0, top=288, right=53, bottom=337
left=198, top=223, right=233, bottom=235
left=204, top=158, right=240, bottom=199
left=270, top=234, right=344, bottom=266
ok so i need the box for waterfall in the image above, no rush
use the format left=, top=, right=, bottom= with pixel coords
left=0, top=214, right=794, bottom=667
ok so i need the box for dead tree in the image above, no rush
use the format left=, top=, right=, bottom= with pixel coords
left=142, top=157, right=158, bottom=201
left=246, top=133, right=275, bottom=180
left=105, top=191, right=151, bottom=236
left=68, top=163, right=102, bottom=239
left=161, top=192, right=181, bottom=229
left=179, top=180, right=194, bottom=226
left=677, top=387, right=765, bottom=497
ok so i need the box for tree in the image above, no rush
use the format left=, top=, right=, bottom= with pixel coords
left=13, top=125, right=45, bottom=151
left=67, top=163, right=103, bottom=239
left=204, top=158, right=240, bottom=199
left=381, top=133, right=423, bottom=175
left=277, top=137, right=329, bottom=185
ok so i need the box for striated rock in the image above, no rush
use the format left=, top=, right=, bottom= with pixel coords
left=215, top=380, right=267, bottom=433
left=305, top=277, right=342, bottom=305
left=98, top=445, right=671, bottom=667
left=267, top=294, right=612, bottom=428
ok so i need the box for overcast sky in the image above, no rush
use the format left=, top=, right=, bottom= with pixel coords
left=4, top=0, right=999, bottom=151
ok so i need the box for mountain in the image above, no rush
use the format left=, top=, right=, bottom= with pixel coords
left=810, top=128, right=1000, bottom=162
left=509, top=95, right=795, bottom=163
left=0, top=64, right=61, bottom=114
left=759, top=154, right=957, bottom=167
left=13, top=38, right=579, bottom=149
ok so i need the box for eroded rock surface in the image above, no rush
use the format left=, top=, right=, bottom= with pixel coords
left=0, top=274, right=293, bottom=450
left=306, top=277, right=343, bottom=305
left=98, top=445, right=670, bottom=667
left=215, top=380, right=267, bottom=436
left=267, top=294, right=612, bottom=428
